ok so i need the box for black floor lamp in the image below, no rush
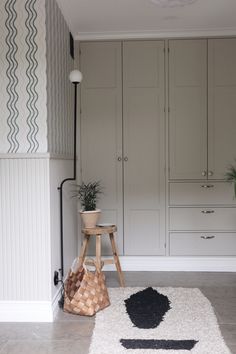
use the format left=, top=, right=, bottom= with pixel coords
left=57, top=69, right=83, bottom=282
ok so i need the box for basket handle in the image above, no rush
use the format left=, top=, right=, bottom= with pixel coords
left=83, top=258, right=103, bottom=273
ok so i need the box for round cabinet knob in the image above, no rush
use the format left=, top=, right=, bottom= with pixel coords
left=124, top=157, right=128, bottom=162
left=117, top=157, right=122, bottom=161
left=208, top=171, right=214, bottom=176
left=201, top=171, right=207, bottom=176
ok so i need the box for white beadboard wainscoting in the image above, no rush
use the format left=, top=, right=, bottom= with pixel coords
left=49, top=158, right=78, bottom=299
left=0, top=158, right=51, bottom=301
left=0, top=156, right=78, bottom=322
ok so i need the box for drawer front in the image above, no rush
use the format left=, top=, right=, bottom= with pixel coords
left=169, top=182, right=235, bottom=205
left=170, top=232, right=236, bottom=256
left=169, top=207, right=236, bottom=231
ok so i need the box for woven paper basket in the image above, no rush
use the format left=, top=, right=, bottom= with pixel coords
left=64, top=261, right=110, bottom=316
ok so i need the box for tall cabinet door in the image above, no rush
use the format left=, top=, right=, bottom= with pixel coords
left=80, top=42, right=123, bottom=254
left=208, top=39, right=236, bottom=179
left=123, top=41, right=166, bottom=255
left=169, top=40, right=207, bottom=179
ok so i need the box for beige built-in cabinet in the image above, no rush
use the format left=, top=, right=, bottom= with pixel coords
left=169, top=38, right=236, bottom=256
left=169, top=38, right=236, bottom=180
left=80, top=41, right=166, bottom=256
left=80, top=38, right=236, bottom=258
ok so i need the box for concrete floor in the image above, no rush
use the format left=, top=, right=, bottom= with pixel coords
left=0, top=271, right=235, bottom=354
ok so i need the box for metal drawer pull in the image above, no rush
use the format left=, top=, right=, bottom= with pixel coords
left=201, top=210, right=215, bottom=214
left=201, top=236, right=215, bottom=240
left=201, top=185, right=214, bottom=188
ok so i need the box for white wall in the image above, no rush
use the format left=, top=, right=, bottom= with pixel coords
left=46, top=0, right=78, bottom=299
left=0, top=157, right=51, bottom=301
left=0, top=0, right=78, bottom=321
left=49, top=158, right=78, bottom=300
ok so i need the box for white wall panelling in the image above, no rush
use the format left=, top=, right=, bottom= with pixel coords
left=0, top=156, right=77, bottom=321
left=0, top=0, right=77, bottom=321
left=0, top=158, right=51, bottom=301
left=49, top=158, right=78, bottom=300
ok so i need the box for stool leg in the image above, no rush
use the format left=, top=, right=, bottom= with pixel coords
left=78, top=235, right=90, bottom=267
left=109, top=233, right=125, bottom=287
left=96, top=235, right=102, bottom=271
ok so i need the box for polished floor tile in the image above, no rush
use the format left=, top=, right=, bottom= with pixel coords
left=221, top=324, right=236, bottom=344
left=0, top=322, right=94, bottom=341
left=0, top=339, right=90, bottom=354
left=0, top=272, right=235, bottom=354
left=228, top=344, right=236, bottom=354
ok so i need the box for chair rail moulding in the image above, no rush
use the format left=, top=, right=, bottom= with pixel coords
left=0, top=153, right=74, bottom=160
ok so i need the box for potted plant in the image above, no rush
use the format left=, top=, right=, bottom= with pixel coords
left=225, top=163, right=236, bottom=198
left=75, top=181, right=102, bottom=228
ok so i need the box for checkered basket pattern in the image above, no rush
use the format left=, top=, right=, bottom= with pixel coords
left=64, top=263, right=110, bottom=316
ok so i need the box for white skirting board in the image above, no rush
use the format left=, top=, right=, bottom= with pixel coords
left=1, top=258, right=236, bottom=322
left=103, top=256, right=236, bottom=272
left=0, top=287, right=62, bottom=322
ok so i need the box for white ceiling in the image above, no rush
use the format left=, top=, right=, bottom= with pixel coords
left=56, top=0, right=236, bottom=40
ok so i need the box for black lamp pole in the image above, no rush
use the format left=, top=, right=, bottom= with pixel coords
left=58, top=70, right=82, bottom=278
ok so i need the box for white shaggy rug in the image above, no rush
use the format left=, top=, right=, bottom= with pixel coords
left=89, top=287, right=231, bottom=354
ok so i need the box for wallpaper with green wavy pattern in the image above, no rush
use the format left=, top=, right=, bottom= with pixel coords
left=0, top=0, right=73, bottom=155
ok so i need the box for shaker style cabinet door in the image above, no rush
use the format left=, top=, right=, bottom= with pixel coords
left=169, top=40, right=207, bottom=179
left=80, top=42, right=123, bottom=254
left=208, top=38, right=236, bottom=179
left=123, top=41, right=166, bottom=255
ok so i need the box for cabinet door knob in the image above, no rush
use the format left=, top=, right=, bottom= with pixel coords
left=201, top=171, right=207, bottom=176
left=201, top=210, right=215, bottom=214
left=208, top=171, right=214, bottom=176
left=201, top=184, right=214, bottom=188
left=201, top=235, right=215, bottom=240
left=117, top=157, right=122, bottom=161
left=124, top=157, right=128, bottom=161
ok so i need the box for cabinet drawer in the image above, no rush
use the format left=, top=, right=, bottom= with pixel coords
left=169, top=207, right=236, bottom=230
left=170, top=232, right=236, bottom=256
left=169, top=182, right=235, bottom=205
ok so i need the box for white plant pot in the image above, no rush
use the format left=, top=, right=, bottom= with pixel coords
left=80, top=209, right=101, bottom=228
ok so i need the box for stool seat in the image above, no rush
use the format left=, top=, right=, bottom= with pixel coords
left=82, top=225, right=117, bottom=235
left=79, top=225, right=125, bottom=287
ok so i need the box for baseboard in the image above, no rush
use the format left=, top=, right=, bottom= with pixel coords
left=52, top=286, right=63, bottom=320
left=0, top=301, right=53, bottom=322
left=103, top=256, right=236, bottom=272
left=0, top=286, right=63, bottom=322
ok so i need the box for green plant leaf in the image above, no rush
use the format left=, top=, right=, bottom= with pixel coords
left=73, top=181, right=103, bottom=211
left=225, top=163, right=236, bottom=198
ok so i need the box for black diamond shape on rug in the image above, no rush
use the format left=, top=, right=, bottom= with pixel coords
left=124, top=287, right=171, bottom=329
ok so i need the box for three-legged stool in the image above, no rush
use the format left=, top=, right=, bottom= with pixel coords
left=79, top=225, right=125, bottom=287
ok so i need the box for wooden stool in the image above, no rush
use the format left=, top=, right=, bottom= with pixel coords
left=79, top=225, right=125, bottom=287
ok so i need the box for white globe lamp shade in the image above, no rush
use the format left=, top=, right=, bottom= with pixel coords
left=69, top=70, right=83, bottom=83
